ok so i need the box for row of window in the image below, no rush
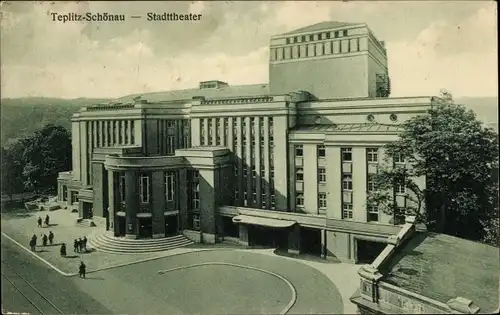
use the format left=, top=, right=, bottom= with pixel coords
left=295, top=145, right=405, bottom=164
left=271, top=38, right=361, bottom=61
left=285, top=29, right=349, bottom=45
left=118, top=172, right=177, bottom=205
left=157, top=120, right=191, bottom=155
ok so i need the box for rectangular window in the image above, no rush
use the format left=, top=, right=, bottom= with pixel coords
left=165, top=172, right=175, bottom=201
left=396, top=182, right=406, bottom=194
left=119, top=175, right=126, bottom=202
left=261, top=193, right=267, bottom=209
left=334, top=31, right=339, bottom=38
left=326, top=32, right=331, bottom=39
left=252, top=165, right=257, bottom=179
left=395, top=207, right=406, bottom=224
left=342, top=174, right=353, bottom=190
left=367, top=205, right=379, bottom=222
left=309, top=34, right=314, bottom=41
left=367, top=148, right=379, bottom=163
left=192, top=182, right=200, bottom=210
left=270, top=167, right=275, bottom=180
left=341, top=148, right=352, bottom=161
left=301, top=35, right=306, bottom=42
left=167, top=120, right=175, bottom=128
left=295, top=145, right=303, bottom=157
left=367, top=175, right=376, bottom=192
left=243, top=191, right=248, bottom=207
left=318, top=168, right=326, bottom=183
left=296, top=168, right=304, bottom=181
left=167, top=136, right=175, bottom=155
left=342, top=203, right=353, bottom=219
left=193, top=214, right=200, bottom=231
left=271, top=194, right=276, bottom=210
left=318, top=193, right=327, bottom=209
left=317, top=145, right=326, bottom=158
left=296, top=193, right=304, bottom=207
left=394, top=153, right=405, bottom=164
left=139, top=174, right=150, bottom=204
left=252, top=192, right=257, bottom=204
left=343, top=30, right=348, bottom=37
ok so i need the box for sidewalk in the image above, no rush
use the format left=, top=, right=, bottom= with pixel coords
left=1, top=208, right=203, bottom=276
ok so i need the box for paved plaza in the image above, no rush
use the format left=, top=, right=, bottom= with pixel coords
left=1, top=207, right=361, bottom=314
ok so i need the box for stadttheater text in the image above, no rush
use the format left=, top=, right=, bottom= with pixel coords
left=147, top=13, right=203, bottom=21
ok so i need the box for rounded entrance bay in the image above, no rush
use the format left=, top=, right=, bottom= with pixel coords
left=157, top=263, right=296, bottom=314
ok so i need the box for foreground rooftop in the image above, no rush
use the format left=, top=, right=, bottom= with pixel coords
left=380, top=232, right=499, bottom=313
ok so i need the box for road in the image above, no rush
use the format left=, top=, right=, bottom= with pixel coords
left=1, top=235, right=111, bottom=314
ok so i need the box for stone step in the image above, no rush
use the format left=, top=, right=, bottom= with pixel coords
left=91, top=234, right=191, bottom=249
left=89, top=239, right=194, bottom=253
left=87, top=242, right=193, bottom=254
left=88, top=232, right=193, bottom=254
left=97, top=232, right=186, bottom=243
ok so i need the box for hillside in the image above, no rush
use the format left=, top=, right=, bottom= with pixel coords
left=0, top=97, right=110, bottom=146
left=0, top=96, right=497, bottom=146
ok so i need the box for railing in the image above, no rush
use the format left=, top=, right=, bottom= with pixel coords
left=201, top=97, right=273, bottom=105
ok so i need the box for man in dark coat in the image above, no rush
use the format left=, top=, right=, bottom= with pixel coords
left=60, top=243, right=67, bottom=257
left=42, top=234, right=48, bottom=246
left=78, top=238, right=84, bottom=252
left=82, top=236, right=88, bottom=251
left=79, top=261, right=86, bottom=278
left=29, top=239, right=36, bottom=251
left=74, top=239, right=79, bottom=252
left=44, top=215, right=50, bottom=226
left=48, top=231, right=54, bottom=245
left=37, top=217, right=42, bottom=228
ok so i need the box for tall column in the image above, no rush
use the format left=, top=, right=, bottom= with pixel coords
left=107, top=170, right=116, bottom=231
left=127, top=120, right=132, bottom=145
left=203, top=118, right=209, bottom=145
left=151, top=170, right=165, bottom=236
left=178, top=169, right=188, bottom=229
left=245, top=117, right=252, bottom=206
left=321, top=229, right=326, bottom=258
left=124, top=171, right=139, bottom=238
left=199, top=168, right=216, bottom=243
left=264, top=117, right=271, bottom=207
left=103, top=121, right=108, bottom=147
left=211, top=118, right=217, bottom=146
left=219, top=118, right=225, bottom=147
left=236, top=117, right=243, bottom=205
left=228, top=117, right=234, bottom=151
left=303, top=144, right=318, bottom=214
left=255, top=117, right=261, bottom=206
left=120, top=120, right=125, bottom=145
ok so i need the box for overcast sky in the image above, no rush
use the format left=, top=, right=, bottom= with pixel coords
left=1, top=1, right=497, bottom=99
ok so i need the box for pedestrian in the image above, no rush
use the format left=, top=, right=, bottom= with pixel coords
left=79, top=261, right=86, bottom=278
left=44, top=215, right=50, bottom=227
left=42, top=234, right=48, bottom=246
left=48, top=231, right=54, bottom=245
left=78, top=238, right=84, bottom=252
left=32, top=234, right=37, bottom=243
left=74, top=239, right=79, bottom=253
left=29, top=239, right=35, bottom=251
left=82, top=236, right=88, bottom=252
left=60, top=243, right=67, bottom=257
left=37, top=217, right=42, bottom=228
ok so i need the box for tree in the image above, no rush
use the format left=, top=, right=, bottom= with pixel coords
left=1, top=147, right=24, bottom=200
left=21, top=124, right=72, bottom=192
left=368, top=90, right=499, bottom=245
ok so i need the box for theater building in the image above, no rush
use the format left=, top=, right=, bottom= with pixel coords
left=58, top=21, right=437, bottom=263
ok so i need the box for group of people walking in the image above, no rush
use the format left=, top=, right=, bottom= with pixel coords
left=29, top=214, right=87, bottom=278
left=29, top=231, right=55, bottom=250
left=37, top=215, right=50, bottom=228
left=73, top=237, right=88, bottom=253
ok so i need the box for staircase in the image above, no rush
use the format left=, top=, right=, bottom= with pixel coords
left=75, top=219, right=97, bottom=228
left=88, top=231, right=194, bottom=254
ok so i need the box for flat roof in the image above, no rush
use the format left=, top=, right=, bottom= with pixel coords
left=277, top=21, right=361, bottom=36
left=114, top=83, right=269, bottom=103
left=380, top=232, right=499, bottom=313
left=232, top=215, right=296, bottom=228
left=292, top=123, right=403, bottom=133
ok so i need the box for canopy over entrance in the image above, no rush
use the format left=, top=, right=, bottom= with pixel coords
left=232, top=215, right=296, bottom=228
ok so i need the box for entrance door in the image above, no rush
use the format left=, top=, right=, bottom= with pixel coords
left=116, top=216, right=126, bottom=237
left=138, top=218, right=153, bottom=239
left=356, top=240, right=387, bottom=264
left=164, top=215, right=178, bottom=237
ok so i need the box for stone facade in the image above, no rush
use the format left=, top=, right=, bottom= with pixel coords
left=57, top=21, right=436, bottom=262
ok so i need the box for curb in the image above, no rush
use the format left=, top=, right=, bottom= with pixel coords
left=157, top=262, right=297, bottom=315
left=1, top=232, right=72, bottom=277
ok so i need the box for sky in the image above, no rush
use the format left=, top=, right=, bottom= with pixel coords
left=0, top=1, right=497, bottom=99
